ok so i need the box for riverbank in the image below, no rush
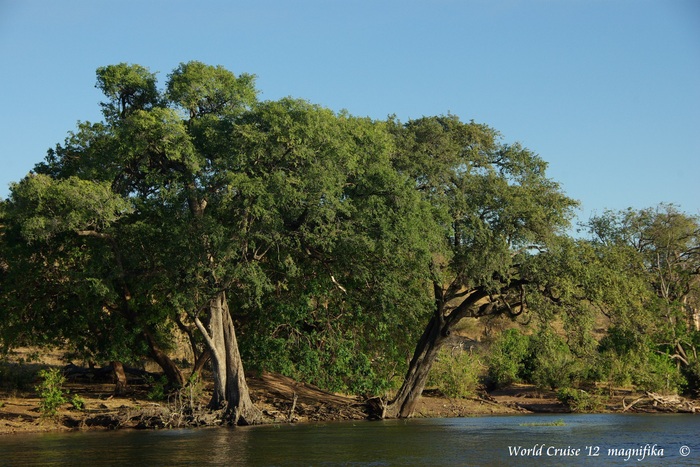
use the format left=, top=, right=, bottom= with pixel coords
left=0, top=369, right=517, bottom=435
left=1, top=360, right=697, bottom=435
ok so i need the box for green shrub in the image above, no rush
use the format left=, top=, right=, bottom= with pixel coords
left=634, top=350, right=685, bottom=394
left=524, top=328, right=577, bottom=390
left=556, top=387, right=601, bottom=413
left=69, top=394, right=85, bottom=411
left=596, top=327, right=686, bottom=394
left=35, top=368, right=67, bottom=417
left=427, top=347, right=481, bottom=398
left=596, top=349, right=634, bottom=390
left=487, top=329, right=530, bottom=387
left=178, top=373, right=206, bottom=411
left=681, top=358, right=700, bottom=397
left=243, top=329, right=396, bottom=397
left=146, top=375, right=169, bottom=401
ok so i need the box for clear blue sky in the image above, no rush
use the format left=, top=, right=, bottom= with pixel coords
left=1, top=0, right=698, bottom=225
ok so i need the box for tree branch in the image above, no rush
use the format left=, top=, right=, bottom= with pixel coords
left=77, top=230, right=111, bottom=239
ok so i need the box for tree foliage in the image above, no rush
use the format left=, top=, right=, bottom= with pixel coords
left=1, top=62, right=698, bottom=426
left=1, top=62, right=434, bottom=420
left=584, top=205, right=700, bottom=394
left=384, top=114, right=579, bottom=417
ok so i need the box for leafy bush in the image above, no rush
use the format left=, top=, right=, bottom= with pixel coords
left=70, top=394, right=85, bottom=411
left=524, top=327, right=578, bottom=390
left=146, top=375, right=169, bottom=401
left=596, top=349, right=634, bottom=389
left=681, top=357, right=700, bottom=397
left=243, top=327, right=397, bottom=397
left=596, top=327, right=686, bottom=394
left=170, top=373, right=207, bottom=414
left=634, top=350, right=685, bottom=394
left=487, top=329, right=530, bottom=387
left=35, top=368, right=67, bottom=417
left=427, top=347, right=481, bottom=398
left=556, top=387, right=601, bottom=413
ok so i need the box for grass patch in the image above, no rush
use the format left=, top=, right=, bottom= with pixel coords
left=519, top=419, right=566, bottom=427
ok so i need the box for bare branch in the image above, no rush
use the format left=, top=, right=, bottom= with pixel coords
left=77, top=230, right=111, bottom=239
left=330, top=275, right=347, bottom=294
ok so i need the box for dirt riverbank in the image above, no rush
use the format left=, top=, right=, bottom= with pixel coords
left=1, top=355, right=697, bottom=435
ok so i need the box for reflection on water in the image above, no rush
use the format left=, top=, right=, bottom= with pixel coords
left=1, top=414, right=699, bottom=466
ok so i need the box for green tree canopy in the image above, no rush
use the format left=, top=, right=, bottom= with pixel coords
left=384, top=114, right=578, bottom=417
left=96, top=63, right=160, bottom=120
left=1, top=62, right=437, bottom=423
left=584, top=205, right=700, bottom=393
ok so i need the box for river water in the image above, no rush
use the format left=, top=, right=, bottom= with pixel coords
left=1, top=414, right=698, bottom=466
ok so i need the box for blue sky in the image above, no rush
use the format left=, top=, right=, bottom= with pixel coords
left=1, top=0, right=698, bottom=225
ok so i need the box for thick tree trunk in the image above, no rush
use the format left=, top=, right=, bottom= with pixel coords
left=196, top=291, right=261, bottom=425
left=385, top=314, right=447, bottom=418
left=383, top=283, right=501, bottom=418
left=221, top=304, right=260, bottom=424
left=111, top=361, right=128, bottom=395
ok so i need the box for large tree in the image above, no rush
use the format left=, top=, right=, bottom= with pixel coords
left=2, top=62, right=266, bottom=423
left=3, top=62, right=606, bottom=422
left=383, top=115, right=577, bottom=418
left=1, top=62, right=436, bottom=424
left=585, top=205, right=700, bottom=393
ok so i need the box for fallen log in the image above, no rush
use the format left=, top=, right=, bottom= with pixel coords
left=622, top=396, right=646, bottom=412
left=622, top=392, right=699, bottom=413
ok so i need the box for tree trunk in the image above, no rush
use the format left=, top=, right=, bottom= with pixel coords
left=383, top=283, right=502, bottom=419
left=143, top=329, right=186, bottom=388
left=190, top=348, right=211, bottom=380
left=384, top=314, right=447, bottom=418
left=196, top=291, right=261, bottom=425
left=111, top=361, right=128, bottom=395
left=221, top=302, right=260, bottom=424
left=115, top=300, right=186, bottom=388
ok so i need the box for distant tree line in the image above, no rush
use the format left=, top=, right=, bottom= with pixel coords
left=1, top=62, right=698, bottom=424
